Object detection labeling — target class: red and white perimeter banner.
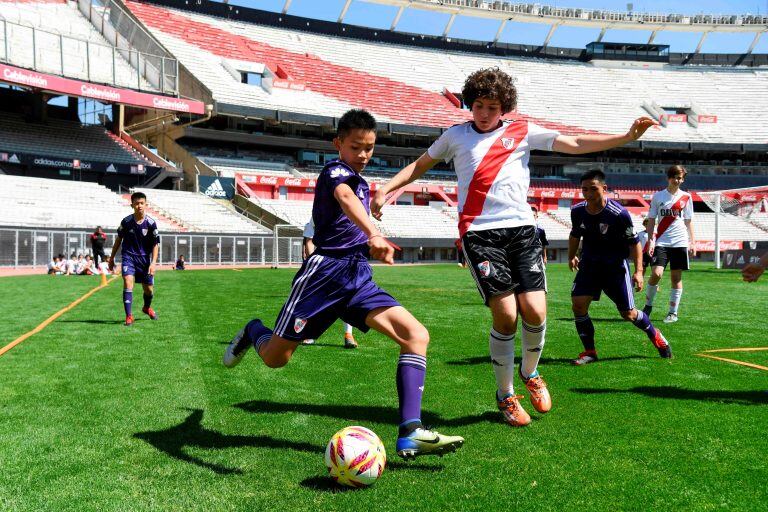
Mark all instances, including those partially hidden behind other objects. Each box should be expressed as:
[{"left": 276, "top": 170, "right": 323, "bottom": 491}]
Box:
[
  {"left": 694, "top": 240, "right": 743, "bottom": 252},
  {"left": 0, "top": 63, "right": 205, "bottom": 114}
]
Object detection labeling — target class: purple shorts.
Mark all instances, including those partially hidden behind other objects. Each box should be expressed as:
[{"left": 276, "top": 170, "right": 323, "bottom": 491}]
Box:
[
  {"left": 572, "top": 259, "right": 635, "bottom": 312},
  {"left": 122, "top": 255, "right": 155, "bottom": 285},
  {"left": 273, "top": 251, "right": 400, "bottom": 341}
]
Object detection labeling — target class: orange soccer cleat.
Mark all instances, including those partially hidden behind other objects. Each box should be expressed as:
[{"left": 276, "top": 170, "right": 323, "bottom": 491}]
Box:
[
  {"left": 497, "top": 394, "right": 531, "bottom": 427},
  {"left": 142, "top": 306, "right": 158, "bottom": 321},
  {"left": 124, "top": 314, "right": 134, "bottom": 327},
  {"left": 522, "top": 373, "right": 552, "bottom": 414}
]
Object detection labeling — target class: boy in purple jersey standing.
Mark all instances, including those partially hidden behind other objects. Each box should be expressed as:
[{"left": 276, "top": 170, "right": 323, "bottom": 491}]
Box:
[
  {"left": 223, "top": 109, "right": 464, "bottom": 460},
  {"left": 569, "top": 170, "right": 671, "bottom": 365},
  {"left": 108, "top": 191, "right": 160, "bottom": 326}
]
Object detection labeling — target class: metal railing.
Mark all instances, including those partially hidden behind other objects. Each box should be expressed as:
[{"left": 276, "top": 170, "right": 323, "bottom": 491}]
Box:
[
  {"left": 0, "top": 228, "right": 304, "bottom": 267},
  {"left": 0, "top": 6, "right": 177, "bottom": 94},
  {"left": 78, "top": 0, "right": 178, "bottom": 95}
]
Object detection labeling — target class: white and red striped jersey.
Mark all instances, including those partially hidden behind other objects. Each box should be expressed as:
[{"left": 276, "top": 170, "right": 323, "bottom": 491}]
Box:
[
  {"left": 427, "top": 120, "right": 559, "bottom": 237},
  {"left": 648, "top": 188, "right": 694, "bottom": 247}
]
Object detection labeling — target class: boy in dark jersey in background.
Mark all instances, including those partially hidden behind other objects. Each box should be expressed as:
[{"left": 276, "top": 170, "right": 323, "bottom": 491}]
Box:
[
  {"left": 569, "top": 170, "right": 671, "bottom": 365},
  {"left": 108, "top": 192, "right": 160, "bottom": 326},
  {"left": 223, "top": 109, "right": 464, "bottom": 460}
]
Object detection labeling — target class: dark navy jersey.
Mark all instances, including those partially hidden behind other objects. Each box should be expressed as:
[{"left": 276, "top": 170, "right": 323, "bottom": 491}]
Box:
[
  {"left": 570, "top": 199, "right": 638, "bottom": 265},
  {"left": 117, "top": 214, "right": 159, "bottom": 259},
  {"left": 312, "top": 159, "right": 369, "bottom": 251},
  {"left": 536, "top": 226, "right": 549, "bottom": 247}
]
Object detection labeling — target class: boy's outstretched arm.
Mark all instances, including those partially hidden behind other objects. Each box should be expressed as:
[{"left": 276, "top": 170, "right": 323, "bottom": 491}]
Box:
[
  {"left": 371, "top": 153, "right": 439, "bottom": 220},
  {"left": 552, "top": 117, "right": 658, "bottom": 155},
  {"left": 334, "top": 183, "right": 394, "bottom": 265}
]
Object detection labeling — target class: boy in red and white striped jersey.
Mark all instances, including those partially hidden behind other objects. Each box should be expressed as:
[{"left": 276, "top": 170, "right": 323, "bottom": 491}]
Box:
[
  {"left": 643, "top": 165, "right": 696, "bottom": 324},
  {"left": 372, "top": 68, "right": 657, "bottom": 427}
]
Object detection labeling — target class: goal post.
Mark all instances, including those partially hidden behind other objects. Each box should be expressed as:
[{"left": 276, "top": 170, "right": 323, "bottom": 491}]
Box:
[{"left": 697, "top": 185, "right": 768, "bottom": 269}]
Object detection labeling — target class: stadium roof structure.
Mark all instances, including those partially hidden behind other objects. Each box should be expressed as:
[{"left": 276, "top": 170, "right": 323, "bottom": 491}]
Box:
[{"left": 330, "top": 0, "right": 768, "bottom": 54}]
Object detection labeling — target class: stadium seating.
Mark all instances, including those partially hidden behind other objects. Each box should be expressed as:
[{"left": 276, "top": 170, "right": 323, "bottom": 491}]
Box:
[
  {"left": 124, "top": 1, "right": 768, "bottom": 144},
  {"left": 0, "top": 112, "right": 154, "bottom": 166},
  {"left": 133, "top": 188, "right": 270, "bottom": 234},
  {"left": 546, "top": 207, "right": 768, "bottom": 241},
  {"left": 0, "top": 174, "right": 176, "bottom": 230},
  {"left": 0, "top": 0, "right": 153, "bottom": 90},
  {"left": 252, "top": 198, "right": 460, "bottom": 238}
]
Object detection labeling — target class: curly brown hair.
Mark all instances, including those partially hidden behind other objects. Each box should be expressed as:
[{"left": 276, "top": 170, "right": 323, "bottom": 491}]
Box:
[{"left": 461, "top": 68, "right": 517, "bottom": 114}]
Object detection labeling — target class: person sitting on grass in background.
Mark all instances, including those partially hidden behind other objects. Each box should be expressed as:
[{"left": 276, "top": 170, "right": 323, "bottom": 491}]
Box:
[
  {"left": 47, "top": 256, "right": 62, "bottom": 275},
  {"left": 174, "top": 255, "right": 186, "bottom": 271}
]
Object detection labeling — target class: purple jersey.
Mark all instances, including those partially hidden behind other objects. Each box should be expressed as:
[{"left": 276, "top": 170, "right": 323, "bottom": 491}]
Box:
[
  {"left": 312, "top": 159, "right": 369, "bottom": 251},
  {"left": 117, "top": 214, "right": 159, "bottom": 259},
  {"left": 570, "top": 199, "right": 638, "bottom": 266}
]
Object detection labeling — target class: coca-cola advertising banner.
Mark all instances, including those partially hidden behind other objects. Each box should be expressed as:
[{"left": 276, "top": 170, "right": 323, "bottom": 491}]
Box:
[{"left": 0, "top": 63, "right": 206, "bottom": 114}]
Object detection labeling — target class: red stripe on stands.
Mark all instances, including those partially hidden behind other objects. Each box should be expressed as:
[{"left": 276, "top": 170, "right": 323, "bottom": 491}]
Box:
[
  {"left": 124, "top": 1, "right": 596, "bottom": 135},
  {"left": 458, "top": 121, "right": 528, "bottom": 237}
]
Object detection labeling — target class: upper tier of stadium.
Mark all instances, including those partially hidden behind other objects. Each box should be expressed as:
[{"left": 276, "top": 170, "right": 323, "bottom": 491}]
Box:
[{"left": 119, "top": 0, "right": 768, "bottom": 145}]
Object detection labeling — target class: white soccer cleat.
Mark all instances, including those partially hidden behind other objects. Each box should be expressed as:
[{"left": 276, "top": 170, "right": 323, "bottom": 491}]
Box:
[
  {"left": 572, "top": 351, "right": 599, "bottom": 366},
  {"left": 302, "top": 338, "right": 315, "bottom": 345},
  {"left": 222, "top": 327, "right": 250, "bottom": 368},
  {"left": 663, "top": 313, "right": 678, "bottom": 324}
]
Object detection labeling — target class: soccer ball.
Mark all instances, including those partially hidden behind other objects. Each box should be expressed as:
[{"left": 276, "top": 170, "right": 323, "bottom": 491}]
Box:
[{"left": 324, "top": 426, "right": 386, "bottom": 488}]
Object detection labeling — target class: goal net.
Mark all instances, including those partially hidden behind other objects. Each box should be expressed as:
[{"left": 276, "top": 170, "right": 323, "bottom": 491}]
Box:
[{"left": 697, "top": 185, "right": 768, "bottom": 268}]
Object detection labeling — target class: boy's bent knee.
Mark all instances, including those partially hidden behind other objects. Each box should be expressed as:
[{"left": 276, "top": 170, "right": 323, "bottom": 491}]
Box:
[{"left": 403, "top": 326, "right": 430, "bottom": 353}]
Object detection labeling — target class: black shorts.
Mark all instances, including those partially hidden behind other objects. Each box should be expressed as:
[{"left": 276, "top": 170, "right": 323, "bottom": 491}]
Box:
[
  {"left": 651, "top": 246, "right": 689, "bottom": 271},
  {"left": 462, "top": 225, "right": 546, "bottom": 306},
  {"left": 642, "top": 252, "right": 651, "bottom": 269}
]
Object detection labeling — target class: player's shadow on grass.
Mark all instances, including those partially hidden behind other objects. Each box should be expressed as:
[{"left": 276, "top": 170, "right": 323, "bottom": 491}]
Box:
[
  {"left": 236, "top": 399, "right": 504, "bottom": 429},
  {"left": 135, "top": 408, "right": 442, "bottom": 476},
  {"left": 59, "top": 319, "right": 125, "bottom": 325},
  {"left": 134, "top": 408, "right": 319, "bottom": 475},
  {"left": 572, "top": 386, "right": 768, "bottom": 405},
  {"left": 446, "top": 355, "right": 650, "bottom": 366},
  {"left": 555, "top": 317, "right": 626, "bottom": 323}
]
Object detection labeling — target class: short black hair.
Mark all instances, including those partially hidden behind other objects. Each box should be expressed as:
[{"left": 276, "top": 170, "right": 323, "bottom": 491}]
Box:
[
  {"left": 337, "top": 109, "right": 377, "bottom": 139},
  {"left": 580, "top": 169, "right": 606, "bottom": 183},
  {"left": 130, "top": 191, "right": 147, "bottom": 203}
]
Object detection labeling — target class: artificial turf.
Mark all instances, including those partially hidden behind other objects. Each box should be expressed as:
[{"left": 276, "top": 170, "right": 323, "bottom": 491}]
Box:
[{"left": 0, "top": 264, "right": 766, "bottom": 511}]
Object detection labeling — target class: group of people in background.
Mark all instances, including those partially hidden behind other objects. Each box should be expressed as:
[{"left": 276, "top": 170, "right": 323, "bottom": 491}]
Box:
[{"left": 47, "top": 253, "right": 110, "bottom": 276}]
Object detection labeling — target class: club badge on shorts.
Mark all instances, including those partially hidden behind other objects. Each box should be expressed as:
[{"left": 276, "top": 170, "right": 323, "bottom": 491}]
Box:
[
  {"left": 477, "top": 260, "right": 491, "bottom": 277},
  {"left": 294, "top": 318, "right": 307, "bottom": 333}
]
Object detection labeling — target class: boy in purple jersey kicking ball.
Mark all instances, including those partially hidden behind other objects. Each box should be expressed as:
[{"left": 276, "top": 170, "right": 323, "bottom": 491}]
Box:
[
  {"left": 108, "top": 191, "right": 160, "bottom": 326},
  {"left": 569, "top": 170, "right": 672, "bottom": 365},
  {"left": 223, "top": 109, "right": 464, "bottom": 460}
]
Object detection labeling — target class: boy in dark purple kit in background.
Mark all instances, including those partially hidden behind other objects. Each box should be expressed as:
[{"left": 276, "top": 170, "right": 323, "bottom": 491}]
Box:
[
  {"left": 108, "top": 191, "right": 160, "bottom": 326},
  {"left": 223, "top": 109, "right": 464, "bottom": 460}
]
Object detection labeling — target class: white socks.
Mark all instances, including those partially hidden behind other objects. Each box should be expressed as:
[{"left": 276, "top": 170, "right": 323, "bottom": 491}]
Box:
[
  {"left": 669, "top": 288, "right": 682, "bottom": 314},
  {"left": 646, "top": 284, "right": 659, "bottom": 307},
  {"left": 489, "top": 328, "right": 515, "bottom": 397},
  {"left": 344, "top": 323, "right": 353, "bottom": 335},
  {"left": 521, "top": 320, "right": 546, "bottom": 378}
]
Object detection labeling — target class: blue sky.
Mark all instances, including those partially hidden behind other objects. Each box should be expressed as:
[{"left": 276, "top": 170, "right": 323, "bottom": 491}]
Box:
[{"left": 224, "top": 0, "right": 768, "bottom": 53}]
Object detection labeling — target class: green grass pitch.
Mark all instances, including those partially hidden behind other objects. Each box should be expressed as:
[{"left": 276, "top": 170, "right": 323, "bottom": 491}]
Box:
[{"left": 0, "top": 264, "right": 766, "bottom": 511}]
